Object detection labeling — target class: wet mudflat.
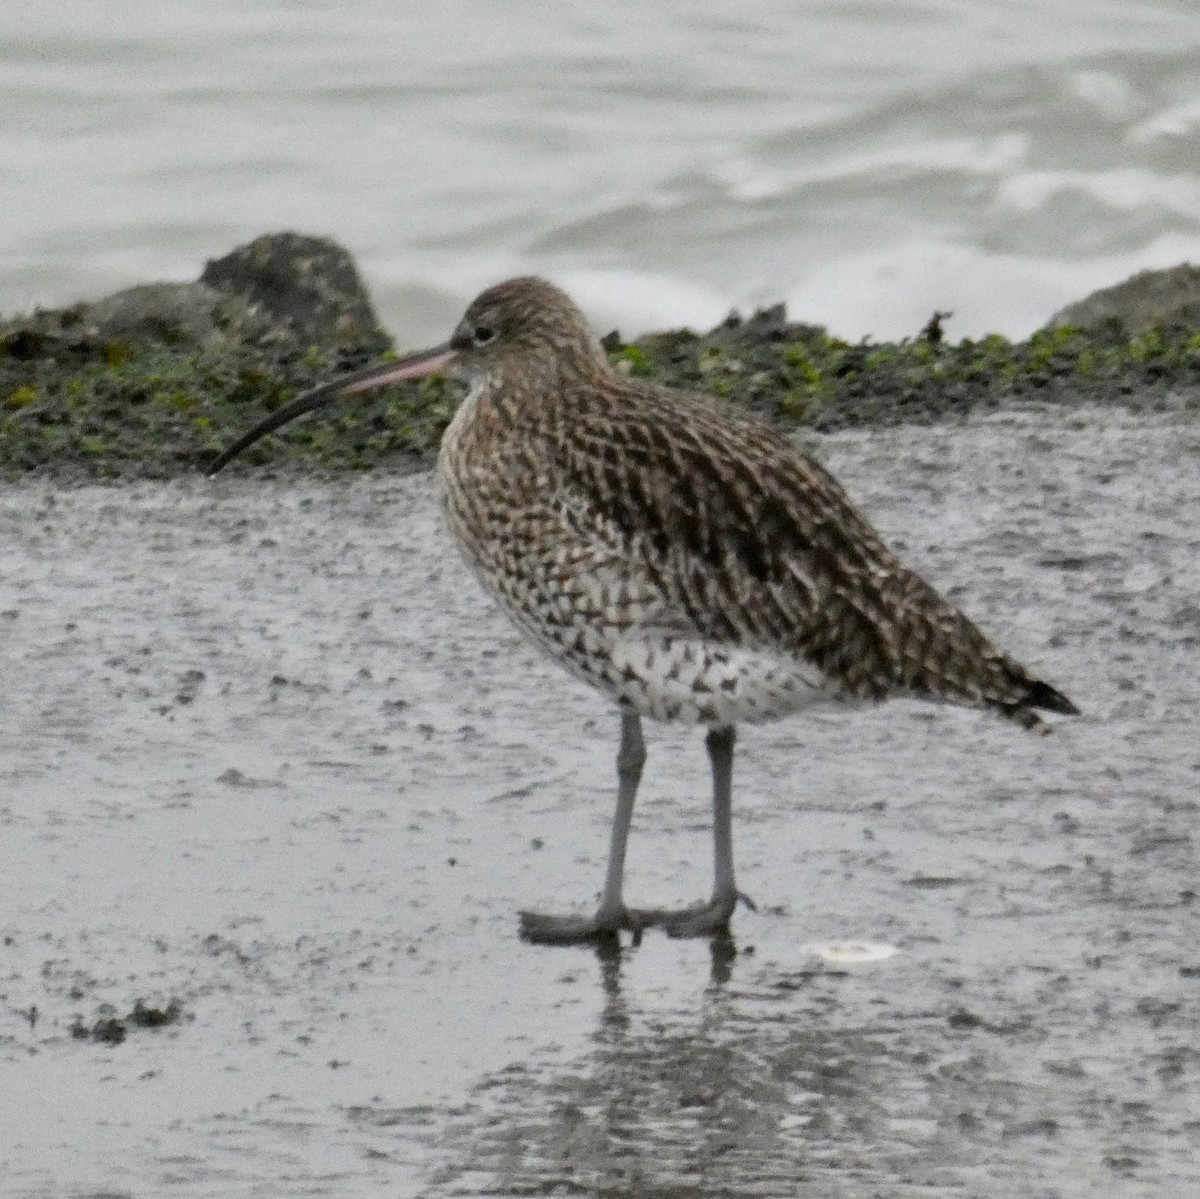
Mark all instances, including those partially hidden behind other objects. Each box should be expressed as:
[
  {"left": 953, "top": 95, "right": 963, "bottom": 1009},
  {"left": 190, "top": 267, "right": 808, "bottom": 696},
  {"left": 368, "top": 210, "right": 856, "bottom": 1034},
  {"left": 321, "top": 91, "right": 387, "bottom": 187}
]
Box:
[{"left": 1, "top": 404, "right": 1197, "bottom": 1198}]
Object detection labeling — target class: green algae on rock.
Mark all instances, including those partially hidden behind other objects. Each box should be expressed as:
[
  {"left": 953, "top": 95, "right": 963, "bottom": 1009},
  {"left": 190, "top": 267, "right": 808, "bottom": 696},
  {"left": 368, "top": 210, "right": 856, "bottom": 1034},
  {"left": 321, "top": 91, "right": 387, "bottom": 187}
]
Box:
[
  {"left": 3, "top": 240, "right": 1200, "bottom": 481},
  {"left": 625, "top": 314, "right": 1200, "bottom": 433},
  {"left": 0, "top": 233, "right": 454, "bottom": 481}
]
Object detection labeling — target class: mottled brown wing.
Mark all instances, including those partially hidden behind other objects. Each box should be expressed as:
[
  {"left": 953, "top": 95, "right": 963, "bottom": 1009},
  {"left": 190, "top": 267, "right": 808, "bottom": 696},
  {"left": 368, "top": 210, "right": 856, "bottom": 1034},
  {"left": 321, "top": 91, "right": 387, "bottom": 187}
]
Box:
[{"left": 546, "top": 378, "right": 1069, "bottom": 715}]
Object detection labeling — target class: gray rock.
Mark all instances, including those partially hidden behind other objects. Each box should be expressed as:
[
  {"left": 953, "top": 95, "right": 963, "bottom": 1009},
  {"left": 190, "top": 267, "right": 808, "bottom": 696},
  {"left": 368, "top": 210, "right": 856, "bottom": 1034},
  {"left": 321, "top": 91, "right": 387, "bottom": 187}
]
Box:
[
  {"left": 1, "top": 232, "right": 390, "bottom": 355},
  {"left": 71, "top": 281, "right": 270, "bottom": 349},
  {"left": 1046, "top": 263, "right": 1200, "bottom": 334},
  {"left": 200, "top": 232, "right": 389, "bottom": 351}
]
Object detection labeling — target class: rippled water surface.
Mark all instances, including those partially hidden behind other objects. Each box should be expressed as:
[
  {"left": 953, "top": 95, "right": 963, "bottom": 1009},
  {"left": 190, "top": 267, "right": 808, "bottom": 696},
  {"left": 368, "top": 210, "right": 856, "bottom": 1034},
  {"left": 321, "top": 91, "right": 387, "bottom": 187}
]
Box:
[
  {"left": 2, "top": 407, "right": 1198, "bottom": 1196},
  {"left": 3, "top": 1, "right": 1200, "bottom": 343}
]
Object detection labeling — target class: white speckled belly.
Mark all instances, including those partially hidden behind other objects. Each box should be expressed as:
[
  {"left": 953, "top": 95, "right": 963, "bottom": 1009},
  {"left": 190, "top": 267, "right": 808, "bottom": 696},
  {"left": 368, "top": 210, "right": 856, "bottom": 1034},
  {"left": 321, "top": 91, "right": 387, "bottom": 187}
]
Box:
[
  {"left": 488, "top": 583, "right": 835, "bottom": 726},
  {"left": 603, "top": 628, "right": 834, "bottom": 725}
]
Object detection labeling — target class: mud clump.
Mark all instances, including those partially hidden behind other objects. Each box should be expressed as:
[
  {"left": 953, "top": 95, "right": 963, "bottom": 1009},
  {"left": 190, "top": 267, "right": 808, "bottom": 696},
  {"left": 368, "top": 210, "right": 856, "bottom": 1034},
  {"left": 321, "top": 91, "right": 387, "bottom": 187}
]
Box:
[{"left": 70, "top": 998, "right": 185, "bottom": 1045}]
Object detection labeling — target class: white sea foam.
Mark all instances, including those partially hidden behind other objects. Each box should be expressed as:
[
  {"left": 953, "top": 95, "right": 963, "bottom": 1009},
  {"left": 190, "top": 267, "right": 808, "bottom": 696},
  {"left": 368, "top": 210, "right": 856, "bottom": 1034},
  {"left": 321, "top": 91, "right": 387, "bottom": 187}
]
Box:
[
  {"left": 556, "top": 269, "right": 732, "bottom": 339},
  {"left": 1129, "top": 98, "right": 1200, "bottom": 144},
  {"left": 712, "top": 133, "right": 1030, "bottom": 204},
  {"left": 782, "top": 234, "right": 1200, "bottom": 341},
  {"left": 996, "top": 168, "right": 1200, "bottom": 216}
]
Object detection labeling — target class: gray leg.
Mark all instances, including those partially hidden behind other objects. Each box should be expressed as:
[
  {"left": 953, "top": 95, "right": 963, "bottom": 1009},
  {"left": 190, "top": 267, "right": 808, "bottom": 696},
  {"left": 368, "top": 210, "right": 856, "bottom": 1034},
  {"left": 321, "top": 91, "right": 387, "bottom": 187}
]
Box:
[
  {"left": 520, "top": 712, "right": 646, "bottom": 944},
  {"left": 596, "top": 710, "right": 645, "bottom": 920},
  {"left": 633, "top": 724, "right": 745, "bottom": 938},
  {"left": 708, "top": 724, "right": 737, "bottom": 909}
]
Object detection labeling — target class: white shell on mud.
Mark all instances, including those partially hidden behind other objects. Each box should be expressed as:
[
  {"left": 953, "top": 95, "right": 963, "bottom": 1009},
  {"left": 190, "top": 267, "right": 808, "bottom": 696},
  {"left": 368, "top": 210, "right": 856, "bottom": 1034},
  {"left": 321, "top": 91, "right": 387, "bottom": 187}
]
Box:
[{"left": 802, "top": 941, "right": 901, "bottom": 964}]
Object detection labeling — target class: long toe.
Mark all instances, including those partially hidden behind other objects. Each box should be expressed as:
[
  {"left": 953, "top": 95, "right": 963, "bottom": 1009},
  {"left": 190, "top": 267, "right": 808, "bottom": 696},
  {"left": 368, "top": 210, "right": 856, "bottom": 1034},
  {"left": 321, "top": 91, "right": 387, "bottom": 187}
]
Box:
[
  {"left": 519, "top": 908, "right": 631, "bottom": 945},
  {"left": 666, "top": 899, "right": 737, "bottom": 937},
  {"left": 627, "top": 893, "right": 740, "bottom": 939}
]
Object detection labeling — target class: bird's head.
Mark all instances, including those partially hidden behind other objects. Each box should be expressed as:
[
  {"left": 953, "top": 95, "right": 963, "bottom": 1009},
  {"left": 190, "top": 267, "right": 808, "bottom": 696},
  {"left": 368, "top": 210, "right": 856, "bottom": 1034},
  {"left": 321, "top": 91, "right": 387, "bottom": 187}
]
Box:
[
  {"left": 448, "top": 276, "right": 604, "bottom": 382},
  {"left": 206, "top": 275, "right": 604, "bottom": 475}
]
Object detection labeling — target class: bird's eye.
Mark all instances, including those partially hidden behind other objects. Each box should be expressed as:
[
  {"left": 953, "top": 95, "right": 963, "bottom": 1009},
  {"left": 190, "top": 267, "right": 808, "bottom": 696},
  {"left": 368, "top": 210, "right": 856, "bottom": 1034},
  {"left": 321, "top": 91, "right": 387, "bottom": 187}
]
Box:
[{"left": 472, "top": 325, "right": 496, "bottom": 347}]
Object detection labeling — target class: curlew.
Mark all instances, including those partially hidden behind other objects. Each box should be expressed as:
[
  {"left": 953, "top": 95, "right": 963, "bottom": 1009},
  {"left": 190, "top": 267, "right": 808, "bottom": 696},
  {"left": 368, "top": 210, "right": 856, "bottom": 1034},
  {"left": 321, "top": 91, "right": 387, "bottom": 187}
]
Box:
[{"left": 209, "top": 276, "right": 1077, "bottom": 944}]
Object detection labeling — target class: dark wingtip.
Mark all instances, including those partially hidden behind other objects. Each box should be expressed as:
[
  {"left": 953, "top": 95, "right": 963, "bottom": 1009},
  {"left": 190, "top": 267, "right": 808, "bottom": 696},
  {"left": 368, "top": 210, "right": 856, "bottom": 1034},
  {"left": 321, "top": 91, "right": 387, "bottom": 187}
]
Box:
[
  {"left": 1024, "top": 678, "right": 1080, "bottom": 716},
  {"left": 991, "top": 671, "right": 1079, "bottom": 733}
]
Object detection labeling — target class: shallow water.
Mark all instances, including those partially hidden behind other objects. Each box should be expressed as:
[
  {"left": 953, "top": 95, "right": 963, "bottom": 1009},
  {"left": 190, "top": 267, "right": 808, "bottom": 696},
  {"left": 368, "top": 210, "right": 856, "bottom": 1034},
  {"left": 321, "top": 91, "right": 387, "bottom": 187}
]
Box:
[
  {"left": 1, "top": 406, "right": 1198, "bottom": 1196},
  {"left": 3, "top": 2, "right": 1200, "bottom": 343}
]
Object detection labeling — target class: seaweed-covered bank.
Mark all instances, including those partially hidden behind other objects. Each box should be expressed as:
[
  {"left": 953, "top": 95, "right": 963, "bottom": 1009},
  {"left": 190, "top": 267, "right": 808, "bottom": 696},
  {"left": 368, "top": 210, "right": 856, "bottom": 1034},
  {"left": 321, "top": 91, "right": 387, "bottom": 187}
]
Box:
[{"left": 2, "top": 233, "right": 1200, "bottom": 481}]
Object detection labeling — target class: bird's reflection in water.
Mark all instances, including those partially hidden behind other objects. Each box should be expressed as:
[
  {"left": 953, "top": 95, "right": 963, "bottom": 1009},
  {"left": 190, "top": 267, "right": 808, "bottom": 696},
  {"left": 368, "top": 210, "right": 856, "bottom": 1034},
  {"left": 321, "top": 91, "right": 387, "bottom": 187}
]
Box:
[
  {"left": 594, "top": 930, "right": 737, "bottom": 1032},
  {"left": 432, "top": 936, "right": 950, "bottom": 1196},
  {"left": 708, "top": 931, "right": 738, "bottom": 988}
]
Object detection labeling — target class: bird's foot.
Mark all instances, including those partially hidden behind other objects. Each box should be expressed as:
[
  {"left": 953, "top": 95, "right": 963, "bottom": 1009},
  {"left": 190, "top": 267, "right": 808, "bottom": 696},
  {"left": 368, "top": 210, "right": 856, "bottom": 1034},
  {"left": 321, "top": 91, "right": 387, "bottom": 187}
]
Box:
[
  {"left": 518, "top": 905, "right": 644, "bottom": 946},
  {"left": 630, "top": 889, "right": 756, "bottom": 939},
  {"left": 519, "top": 891, "right": 757, "bottom": 944}
]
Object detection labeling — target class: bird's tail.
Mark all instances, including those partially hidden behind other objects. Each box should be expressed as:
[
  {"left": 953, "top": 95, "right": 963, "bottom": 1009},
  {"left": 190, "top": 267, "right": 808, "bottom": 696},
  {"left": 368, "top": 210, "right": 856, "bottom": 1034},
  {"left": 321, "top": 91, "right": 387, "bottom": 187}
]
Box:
[{"left": 990, "top": 670, "right": 1079, "bottom": 733}]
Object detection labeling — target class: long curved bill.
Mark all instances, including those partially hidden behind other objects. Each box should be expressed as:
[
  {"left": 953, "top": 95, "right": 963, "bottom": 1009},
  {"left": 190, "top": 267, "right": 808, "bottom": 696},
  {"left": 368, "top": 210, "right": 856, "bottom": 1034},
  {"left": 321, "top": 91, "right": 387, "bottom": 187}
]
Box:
[{"left": 206, "top": 343, "right": 457, "bottom": 476}]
